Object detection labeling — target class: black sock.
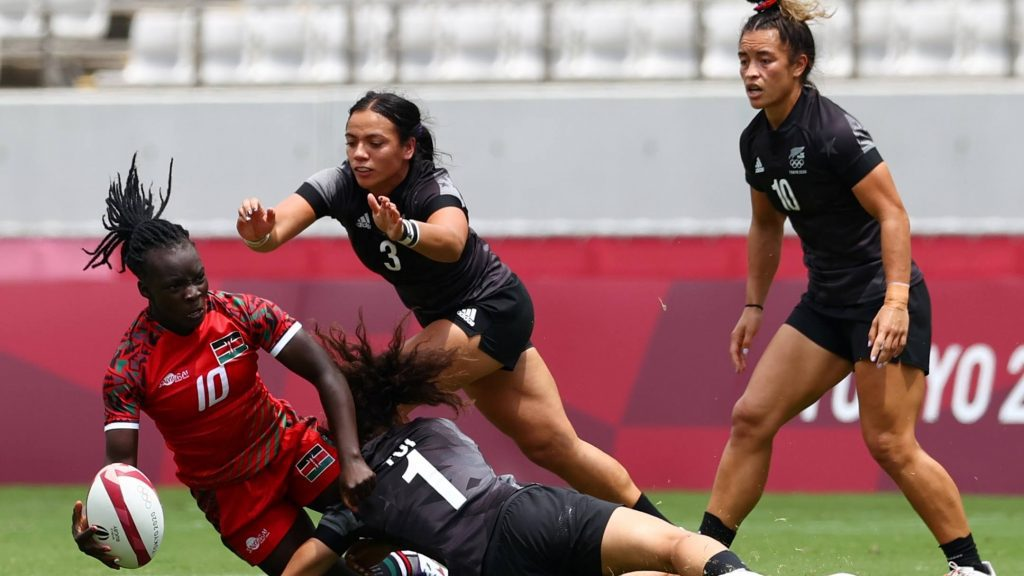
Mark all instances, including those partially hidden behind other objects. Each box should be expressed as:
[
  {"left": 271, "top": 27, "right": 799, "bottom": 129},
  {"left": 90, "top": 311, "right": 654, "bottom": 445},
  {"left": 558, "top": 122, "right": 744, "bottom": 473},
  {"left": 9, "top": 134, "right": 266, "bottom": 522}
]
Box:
[
  {"left": 940, "top": 533, "right": 988, "bottom": 573},
  {"left": 632, "top": 492, "right": 670, "bottom": 522},
  {"left": 703, "top": 550, "right": 747, "bottom": 576},
  {"left": 699, "top": 511, "right": 737, "bottom": 547}
]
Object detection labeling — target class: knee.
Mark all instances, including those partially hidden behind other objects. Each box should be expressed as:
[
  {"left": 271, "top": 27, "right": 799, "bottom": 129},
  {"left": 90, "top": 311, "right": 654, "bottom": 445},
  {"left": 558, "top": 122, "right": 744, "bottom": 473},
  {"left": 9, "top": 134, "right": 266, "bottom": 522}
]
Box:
[
  {"left": 728, "top": 397, "right": 778, "bottom": 445},
  {"left": 515, "top": 429, "right": 578, "bottom": 470},
  {"left": 863, "top": 429, "right": 915, "bottom": 470}
]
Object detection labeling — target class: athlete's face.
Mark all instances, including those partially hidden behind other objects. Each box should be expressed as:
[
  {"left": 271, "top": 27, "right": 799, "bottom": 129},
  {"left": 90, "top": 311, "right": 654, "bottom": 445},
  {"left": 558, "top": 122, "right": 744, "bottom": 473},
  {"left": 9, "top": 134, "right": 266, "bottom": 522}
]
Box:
[
  {"left": 739, "top": 29, "right": 807, "bottom": 121},
  {"left": 345, "top": 110, "right": 416, "bottom": 196},
  {"left": 138, "top": 244, "right": 209, "bottom": 336}
]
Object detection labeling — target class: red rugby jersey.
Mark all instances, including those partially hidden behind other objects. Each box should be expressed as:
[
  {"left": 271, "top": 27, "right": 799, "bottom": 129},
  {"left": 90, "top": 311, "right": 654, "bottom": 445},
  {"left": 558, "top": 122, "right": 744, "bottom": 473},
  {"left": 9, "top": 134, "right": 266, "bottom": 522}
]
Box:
[{"left": 103, "top": 291, "right": 302, "bottom": 489}]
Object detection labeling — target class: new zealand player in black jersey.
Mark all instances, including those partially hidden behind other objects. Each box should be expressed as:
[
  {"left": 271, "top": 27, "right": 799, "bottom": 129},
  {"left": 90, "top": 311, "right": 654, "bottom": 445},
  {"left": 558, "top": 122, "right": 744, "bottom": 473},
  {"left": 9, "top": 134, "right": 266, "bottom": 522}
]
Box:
[
  {"left": 697, "top": 2, "right": 994, "bottom": 576},
  {"left": 277, "top": 320, "right": 766, "bottom": 576},
  {"left": 235, "top": 91, "right": 666, "bottom": 521}
]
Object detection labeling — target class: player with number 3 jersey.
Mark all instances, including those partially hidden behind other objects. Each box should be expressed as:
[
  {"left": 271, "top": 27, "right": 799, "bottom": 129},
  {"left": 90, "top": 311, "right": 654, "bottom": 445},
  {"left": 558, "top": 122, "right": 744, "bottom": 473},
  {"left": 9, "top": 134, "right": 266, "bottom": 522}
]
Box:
[{"left": 235, "top": 91, "right": 668, "bottom": 521}]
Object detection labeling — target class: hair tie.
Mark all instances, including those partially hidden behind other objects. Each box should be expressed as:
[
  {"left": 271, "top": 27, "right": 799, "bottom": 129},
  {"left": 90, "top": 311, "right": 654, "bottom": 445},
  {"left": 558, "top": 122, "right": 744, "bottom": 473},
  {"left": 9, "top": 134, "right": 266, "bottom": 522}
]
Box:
[
  {"left": 412, "top": 123, "right": 426, "bottom": 138},
  {"left": 754, "top": 0, "right": 779, "bottom": 12}
]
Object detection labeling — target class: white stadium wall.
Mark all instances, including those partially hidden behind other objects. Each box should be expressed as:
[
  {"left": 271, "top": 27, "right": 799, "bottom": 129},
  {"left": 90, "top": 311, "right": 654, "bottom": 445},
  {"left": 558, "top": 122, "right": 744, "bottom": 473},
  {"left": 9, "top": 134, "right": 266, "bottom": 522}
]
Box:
[{"left": 0, "top": 80, "right": 1022, "bottom": 238}]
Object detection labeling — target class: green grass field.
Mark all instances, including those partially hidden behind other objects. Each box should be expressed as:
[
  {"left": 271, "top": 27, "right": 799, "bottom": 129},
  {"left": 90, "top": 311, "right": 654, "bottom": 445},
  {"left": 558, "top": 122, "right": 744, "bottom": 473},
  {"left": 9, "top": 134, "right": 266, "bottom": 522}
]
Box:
[{"left": 3, "top": 486, "right": 1020, "bottom": 576}]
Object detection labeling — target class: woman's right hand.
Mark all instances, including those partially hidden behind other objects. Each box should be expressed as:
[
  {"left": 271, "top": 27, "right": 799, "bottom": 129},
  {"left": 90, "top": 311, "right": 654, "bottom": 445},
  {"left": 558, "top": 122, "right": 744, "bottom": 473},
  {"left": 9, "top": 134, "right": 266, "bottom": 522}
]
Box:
[
  {"left": 72, "top": 500, "right": 121, "bottom": 569},
  {"left": 237, "top": 197, "right": 276, "bottom": 244},
  {"left": 729, "top": 307, "right": 764, "bottom": 373}
]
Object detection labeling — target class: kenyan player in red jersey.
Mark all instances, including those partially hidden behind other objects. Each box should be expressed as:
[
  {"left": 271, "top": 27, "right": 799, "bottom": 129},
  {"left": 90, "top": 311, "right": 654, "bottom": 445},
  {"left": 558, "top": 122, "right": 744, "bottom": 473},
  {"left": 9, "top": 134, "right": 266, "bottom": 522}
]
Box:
[{"left": 70, "top": 154, "right": 374, "bottom": 575}]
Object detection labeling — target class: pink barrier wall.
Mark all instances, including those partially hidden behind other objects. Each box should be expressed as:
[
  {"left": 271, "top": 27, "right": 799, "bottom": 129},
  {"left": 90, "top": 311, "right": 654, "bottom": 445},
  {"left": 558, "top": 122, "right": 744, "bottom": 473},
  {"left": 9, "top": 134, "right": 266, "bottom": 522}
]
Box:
[{"left": 2, "top": 237, "right": 1022, "bottom": 494}]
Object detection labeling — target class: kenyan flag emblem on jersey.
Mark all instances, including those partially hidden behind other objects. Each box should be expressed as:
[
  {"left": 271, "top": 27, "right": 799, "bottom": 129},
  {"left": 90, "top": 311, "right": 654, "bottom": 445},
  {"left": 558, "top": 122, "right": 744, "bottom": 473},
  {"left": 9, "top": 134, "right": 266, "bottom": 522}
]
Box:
[{"left": 211, "top": 331, "right": 248, "bottom": 365}]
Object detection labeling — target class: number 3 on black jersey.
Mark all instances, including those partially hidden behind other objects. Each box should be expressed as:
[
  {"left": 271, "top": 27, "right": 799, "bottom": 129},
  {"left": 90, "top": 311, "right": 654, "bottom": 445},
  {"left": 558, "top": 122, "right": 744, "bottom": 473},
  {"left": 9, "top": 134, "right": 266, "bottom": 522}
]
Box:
[
  {"left": 380, "top": 240, "right": 401, "bottom": 271},
  {"left": 771, "top": 178, "right": 801, "bottom": 212}
]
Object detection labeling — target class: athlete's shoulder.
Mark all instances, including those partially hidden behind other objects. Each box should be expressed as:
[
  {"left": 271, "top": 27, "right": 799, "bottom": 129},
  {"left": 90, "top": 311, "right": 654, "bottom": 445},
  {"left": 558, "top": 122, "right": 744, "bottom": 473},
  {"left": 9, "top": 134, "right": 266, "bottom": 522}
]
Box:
[
  {"left": 107, "top": 310, "right": 161, "bottom": 374},
  {"left": 808, "top": 89, "right": 870, "bottom": 137},
  {"left": 740, "top": 110, "right": 767, "bottom": 142},
  {"left": 306, "top": 163, "right": 352, "bottom": 189},
  {"left": 210, "top": 290, "right": 292, "bottom": 323},
  {"left": 300, "top": 163, "right": 357, "bottom": 213},
  {"left": 739, "top": 111, "right": 768, "bottom": 162},
  {"left": 415, "top": 165, "right": 465, "bottom": 202}
]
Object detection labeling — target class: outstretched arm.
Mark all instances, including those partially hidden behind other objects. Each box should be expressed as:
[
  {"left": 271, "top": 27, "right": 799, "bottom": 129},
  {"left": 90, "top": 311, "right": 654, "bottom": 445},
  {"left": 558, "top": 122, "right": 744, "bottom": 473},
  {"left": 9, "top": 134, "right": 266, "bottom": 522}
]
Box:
[
  {"left": 237, "top": 194, "right": 318, "bottom": 252},
  {"left": 276, "top": 329, "right": 376, "bottom": 510}
]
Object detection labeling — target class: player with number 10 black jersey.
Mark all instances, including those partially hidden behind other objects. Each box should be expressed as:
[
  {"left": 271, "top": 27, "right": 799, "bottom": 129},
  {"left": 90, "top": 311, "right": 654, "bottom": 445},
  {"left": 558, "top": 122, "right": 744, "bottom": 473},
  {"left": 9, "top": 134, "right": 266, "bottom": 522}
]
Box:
[{"left": 698, "top": 2, "right": 994, "bottom": 575}]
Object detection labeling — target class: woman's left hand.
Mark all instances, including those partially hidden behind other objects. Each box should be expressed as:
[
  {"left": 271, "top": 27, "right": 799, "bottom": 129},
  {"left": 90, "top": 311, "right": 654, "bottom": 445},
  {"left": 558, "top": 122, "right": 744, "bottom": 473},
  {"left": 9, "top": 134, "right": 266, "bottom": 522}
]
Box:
[
  {"left": 868, "top": 302, "right": 909, "bottom": 366},
  {"left": 339, "top": 456, "right": 376, "bottom": 512},
  {"left": 367, "top": 194, "right": 404, "bottom": 241}
]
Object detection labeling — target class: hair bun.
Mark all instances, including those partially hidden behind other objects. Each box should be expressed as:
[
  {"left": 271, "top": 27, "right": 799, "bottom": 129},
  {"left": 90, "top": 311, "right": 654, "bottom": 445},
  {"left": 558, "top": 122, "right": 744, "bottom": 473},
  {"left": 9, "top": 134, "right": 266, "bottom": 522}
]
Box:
[{"left": 750, "top": 0, "right": 780, "bottom": 12}]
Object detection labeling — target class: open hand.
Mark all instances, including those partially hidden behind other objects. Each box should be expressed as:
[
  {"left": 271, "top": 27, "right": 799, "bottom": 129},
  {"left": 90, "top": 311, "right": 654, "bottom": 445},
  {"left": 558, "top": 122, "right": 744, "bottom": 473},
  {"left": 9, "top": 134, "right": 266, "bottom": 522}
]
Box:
[{"left": 72, "top": 500, "right": 121, "bottom": 569}]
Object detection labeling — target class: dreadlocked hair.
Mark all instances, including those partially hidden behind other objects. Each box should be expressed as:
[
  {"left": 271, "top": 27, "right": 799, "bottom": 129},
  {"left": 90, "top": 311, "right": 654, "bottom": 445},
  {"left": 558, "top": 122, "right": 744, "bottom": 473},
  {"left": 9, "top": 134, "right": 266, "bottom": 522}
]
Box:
[
  {"left": 83, "top": 153, "right": 191, "bottom": 278},
  {"left": 744, "top": 0, "right": 832, "bottom": 86},
  {"left": 317, "top": 316, "right": 463, "bottom": 444}
]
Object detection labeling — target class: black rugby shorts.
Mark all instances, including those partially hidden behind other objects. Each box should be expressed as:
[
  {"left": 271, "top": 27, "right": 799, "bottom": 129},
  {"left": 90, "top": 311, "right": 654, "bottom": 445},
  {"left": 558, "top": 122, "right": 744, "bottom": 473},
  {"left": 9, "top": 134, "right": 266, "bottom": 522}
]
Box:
[{"left": 786, "top": 280, "right": 932, "bottom": 374}]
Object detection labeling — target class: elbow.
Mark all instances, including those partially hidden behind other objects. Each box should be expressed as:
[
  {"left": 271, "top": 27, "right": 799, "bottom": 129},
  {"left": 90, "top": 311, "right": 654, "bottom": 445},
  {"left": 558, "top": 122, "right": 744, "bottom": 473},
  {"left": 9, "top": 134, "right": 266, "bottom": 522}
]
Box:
[{"left": 435, "top": 238, "right": 466, "bottom": 263}]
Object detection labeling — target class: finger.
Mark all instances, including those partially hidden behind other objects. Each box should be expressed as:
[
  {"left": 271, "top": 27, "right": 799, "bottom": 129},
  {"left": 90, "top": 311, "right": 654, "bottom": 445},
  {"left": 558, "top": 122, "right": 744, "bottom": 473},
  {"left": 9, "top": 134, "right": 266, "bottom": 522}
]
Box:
[
  {"left": 72, "top": 500, "right": 84, "bottom": 527},
  {"left": 367, "top": 193, "right": 380, "bottom": 213},
  {"left": 343, "top": 494, "right": 359, "bottom": 514}
]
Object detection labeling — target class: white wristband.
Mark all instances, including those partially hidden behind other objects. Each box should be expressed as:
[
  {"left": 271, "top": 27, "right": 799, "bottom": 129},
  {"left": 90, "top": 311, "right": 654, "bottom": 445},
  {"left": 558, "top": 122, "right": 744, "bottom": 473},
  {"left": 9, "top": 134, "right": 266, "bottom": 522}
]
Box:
[
  {"left": 398, "top": 219, "right": 420, "bottom": 248},
  {"left": 244, "top": 232, "right": 271, "bottom": 249}
]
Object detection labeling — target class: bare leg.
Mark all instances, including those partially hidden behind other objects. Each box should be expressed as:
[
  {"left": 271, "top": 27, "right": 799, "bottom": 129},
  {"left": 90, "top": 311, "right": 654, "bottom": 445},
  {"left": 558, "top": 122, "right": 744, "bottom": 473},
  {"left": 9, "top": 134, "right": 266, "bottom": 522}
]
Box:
[
  {"left": 602, "top": 508, "right": 730, "bottom": 576},
  {"left": 706, "top": 325, "right": 851, "bottom": 528},
  {"left": 855, "top": 361, "right": 971, "bottom": 543},
  {"left": 404, "top": 319, "right": 643, "bottom": 506},
  {"left": 465, "top": 347, "right": 642, "bottom": 505}
]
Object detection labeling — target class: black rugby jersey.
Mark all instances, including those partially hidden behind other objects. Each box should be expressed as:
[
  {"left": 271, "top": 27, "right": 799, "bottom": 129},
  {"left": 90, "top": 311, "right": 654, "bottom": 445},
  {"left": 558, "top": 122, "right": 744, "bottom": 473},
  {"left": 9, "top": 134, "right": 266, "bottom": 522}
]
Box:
[
  {"left": 359, "top": 418, "right": 521, "bottom": 576},
  {"left": 296, "top": 160, "right": 512, "bottom": 319},
  {"left": 740, "top": 85, "right": 922, "bottom": 305}
]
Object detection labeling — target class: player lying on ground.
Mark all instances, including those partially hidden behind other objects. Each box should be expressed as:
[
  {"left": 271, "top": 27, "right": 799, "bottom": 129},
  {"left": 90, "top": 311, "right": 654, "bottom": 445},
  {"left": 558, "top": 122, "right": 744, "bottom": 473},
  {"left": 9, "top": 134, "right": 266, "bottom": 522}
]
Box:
[{"left": 280, "top": 318, "right": 766, "bottom": 576}]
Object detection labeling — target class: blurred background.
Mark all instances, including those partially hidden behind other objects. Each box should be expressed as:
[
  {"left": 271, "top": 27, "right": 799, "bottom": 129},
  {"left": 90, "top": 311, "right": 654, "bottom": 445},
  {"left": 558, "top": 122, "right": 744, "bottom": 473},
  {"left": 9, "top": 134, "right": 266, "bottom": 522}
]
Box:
[{"left": 1, "top": 0, "right": 1022, "bottom": 497}]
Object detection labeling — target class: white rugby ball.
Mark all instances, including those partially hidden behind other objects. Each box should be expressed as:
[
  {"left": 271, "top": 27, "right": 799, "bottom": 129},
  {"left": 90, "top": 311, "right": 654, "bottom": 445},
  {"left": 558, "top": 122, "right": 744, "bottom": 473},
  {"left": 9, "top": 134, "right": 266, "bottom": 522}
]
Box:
[{"left": 85, "top": 463, "right": 164, "bottom": 569}]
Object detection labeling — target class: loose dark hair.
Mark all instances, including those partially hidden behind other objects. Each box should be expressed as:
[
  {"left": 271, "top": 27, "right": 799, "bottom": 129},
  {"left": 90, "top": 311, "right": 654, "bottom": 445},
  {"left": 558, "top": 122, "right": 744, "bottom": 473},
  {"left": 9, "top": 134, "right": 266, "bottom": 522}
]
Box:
[
  {"left": 83, "top": 154, "right": 191, "bottom": 279},
  {"left": 743, "top": 0, "right": 830, "bottom": 85},
  {"left": 317, "top": 316, "right": 463, "bottom": 444},
  {"left": 349, "top": 91, "right": 438, "bottom": 166}
]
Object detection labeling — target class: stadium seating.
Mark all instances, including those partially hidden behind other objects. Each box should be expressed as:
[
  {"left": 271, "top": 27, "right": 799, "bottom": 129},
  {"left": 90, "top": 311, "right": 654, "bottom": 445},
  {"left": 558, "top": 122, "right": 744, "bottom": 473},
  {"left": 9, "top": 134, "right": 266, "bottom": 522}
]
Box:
[
  {"left": 121, "top": 8, "right": 195, "bottom": 85},
  {"left": 700, "top": 0, "right": 750, "bottom": 79},
  {"left": 855, "top": 0, "right": 897, "bottom": 76},
  {"left": 396, "top": 1, "right": 440, "bottom": 82},
  {"left": 811, "top": 0, "right": 853, "bottom": 78},
  {"left": 47, "top": 0, "right": 109, "bottom": 39},
  {"left": 245, "top": 4, "right": 310, "bottom": 83},
  {"left": 351, "top": 3, "right": 395, "bottom": 83},
  {"left": 7, "top": 0, "right": 1024, "bottom": 88},
  {"left": 550, "top": 1, "right": 634, "bottom": 80},
  {"left": 952, "top": 0, "right": 1011, "bottom": 76},
  {"left": 630, "top": 0, "right": 699, "bottom": 79},
  {"left": 894, "top": 0, "right": 957, "bottom": 76},
  {"left": 305, "top": 2, "right": 348, "bottom": 83},
  {"left": 0, "top": 0, "right": 44, "bottom": 38},
  {"left": 198, "top": 6, "right": 247, "bottom": 84},
  {"left": 1015, "top": 0, "right": 1024, "bottom": 77},
  {"left": 496, "top": 2, "right": 545, "bottom": 80}
]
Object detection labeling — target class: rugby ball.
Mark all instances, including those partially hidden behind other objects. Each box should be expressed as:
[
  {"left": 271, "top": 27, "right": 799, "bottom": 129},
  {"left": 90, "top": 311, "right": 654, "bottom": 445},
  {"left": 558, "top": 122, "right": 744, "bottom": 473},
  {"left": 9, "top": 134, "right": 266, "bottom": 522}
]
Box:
[{"left": 85, "top": 463, "right": 164, "bottom": 569}]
